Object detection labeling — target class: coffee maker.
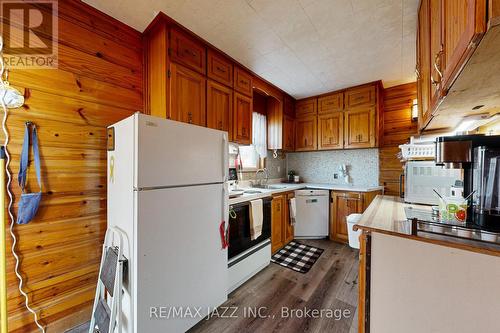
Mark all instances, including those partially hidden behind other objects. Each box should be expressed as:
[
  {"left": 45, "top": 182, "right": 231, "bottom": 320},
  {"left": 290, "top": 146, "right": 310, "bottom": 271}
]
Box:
[{"left": 436, "top": 134, "right": 500, "bottom": 231}]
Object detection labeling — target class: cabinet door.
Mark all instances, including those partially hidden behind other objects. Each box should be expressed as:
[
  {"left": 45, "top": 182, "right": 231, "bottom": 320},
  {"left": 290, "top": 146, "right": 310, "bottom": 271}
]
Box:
[
  {"left": 344, "top": 107, "right": 376, "bottom": 149},
  {"left": 234, "top": 67, "right": 253, "bottom": 96},
  {"left": 207, "top": 80, "right": 232, "bottom": 135},
  {"left": 283, "top": 95, "right": 295, "bottom": 116},
  {"left": 295, "top": 115, "right": 317, "bottom": 151},
  {"left": 170, "top": 63, "right": 206, "bottom": 126},
  {"left": 271, "top": 195, "right": 284, "bottom": 253},
  {"left": 283, "top": 115, "right": 295, "bottom": 151},
  {"left": 318, "top": 92, "right": 343, "bottom": 114},
  {"left": 330, "top": 192, "right": 363, "bottom": 243},
  {"left": 429, "top": 0, "right": 443, "bottom": 108},
  {"left": 345, "top": 85, "right": 376, "bottom": 108},
  {"left": 170, "top": 28, "right": 206, "bottom": 74},
  {"left": 417, "top": 0, "right": 432, "bottom": 129},
  {"left": 441, "top": 0, "right": 486, "bottom": 91},
  {"left": 207, "top": 50, "right": 233, "bottom": 87},
  {"left": 318, "top": 112, "right": 343, "bottom": 150},
  {"left": 233, "top": 92, "right": 252, "bottom": 145},
  {"left": 283, "top": 192, "right": 295, "bottom": 244},
  {"left": 295, "top": 98, "right": 317, "bottom": 117}
]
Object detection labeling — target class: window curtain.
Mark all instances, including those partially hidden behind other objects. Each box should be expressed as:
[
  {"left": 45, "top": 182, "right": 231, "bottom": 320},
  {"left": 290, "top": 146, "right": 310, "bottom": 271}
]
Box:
[{"left": 252, "top": 112, "right": 267, "bottom": 158}]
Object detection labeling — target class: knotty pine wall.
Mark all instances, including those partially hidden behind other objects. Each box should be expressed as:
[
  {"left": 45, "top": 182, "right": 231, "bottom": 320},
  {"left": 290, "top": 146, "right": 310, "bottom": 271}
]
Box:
[
  {"left": 2, "top": 1, "right": 143, "bottom": 331},
  {"left": 379, "top": 83, "right": 418, "bottom": 196}
]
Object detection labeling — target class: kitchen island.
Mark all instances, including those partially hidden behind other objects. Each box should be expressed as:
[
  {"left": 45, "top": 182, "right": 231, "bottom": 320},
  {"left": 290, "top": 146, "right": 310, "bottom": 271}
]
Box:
[{"left": 354, "top": 195, "right": 500, "bottom": 333}]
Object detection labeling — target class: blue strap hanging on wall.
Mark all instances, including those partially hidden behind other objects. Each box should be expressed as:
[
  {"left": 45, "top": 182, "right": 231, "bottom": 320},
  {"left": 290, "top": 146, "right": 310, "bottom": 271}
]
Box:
[{"left": 16, "top": 122, "right": 42, "bottom": 224}]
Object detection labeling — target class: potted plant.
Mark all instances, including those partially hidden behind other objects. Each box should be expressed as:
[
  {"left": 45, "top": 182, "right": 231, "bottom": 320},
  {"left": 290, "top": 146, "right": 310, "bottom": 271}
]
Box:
[{"left": 287, "top": 170, "right": 295, "bottom": 183}]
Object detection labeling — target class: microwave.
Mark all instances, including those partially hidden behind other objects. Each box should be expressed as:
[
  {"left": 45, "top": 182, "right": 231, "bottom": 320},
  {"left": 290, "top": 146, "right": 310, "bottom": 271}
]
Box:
[{"left": 402, "top": 161, "right": 463, "bottom": 205}]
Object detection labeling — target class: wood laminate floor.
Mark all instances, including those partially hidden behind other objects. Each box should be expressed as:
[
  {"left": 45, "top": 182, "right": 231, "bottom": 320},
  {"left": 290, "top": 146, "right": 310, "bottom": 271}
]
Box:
[{"left": 190, "top": 240, "right": 359, "bottom": 333}]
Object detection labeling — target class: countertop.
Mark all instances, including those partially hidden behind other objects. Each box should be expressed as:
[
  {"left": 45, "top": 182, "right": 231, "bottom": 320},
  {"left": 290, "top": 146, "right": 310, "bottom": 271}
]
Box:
[
  {"left": 355, "top": 195, "right": 500, "bottom": 256},
  {"left": 228, "top": 183, "right": 384, "bottom": 205}
]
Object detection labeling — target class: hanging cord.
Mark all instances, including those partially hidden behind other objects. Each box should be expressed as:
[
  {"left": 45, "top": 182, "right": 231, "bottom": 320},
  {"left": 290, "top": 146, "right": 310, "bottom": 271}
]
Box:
[{"left": 0, "top": 37, "right": 45, "bottom": 333}]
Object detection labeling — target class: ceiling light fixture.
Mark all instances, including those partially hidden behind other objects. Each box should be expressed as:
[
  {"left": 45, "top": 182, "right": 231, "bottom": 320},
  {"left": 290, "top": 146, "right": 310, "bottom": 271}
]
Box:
[{"left": 454, "top": 113, "right": 500, "bottom": 134}]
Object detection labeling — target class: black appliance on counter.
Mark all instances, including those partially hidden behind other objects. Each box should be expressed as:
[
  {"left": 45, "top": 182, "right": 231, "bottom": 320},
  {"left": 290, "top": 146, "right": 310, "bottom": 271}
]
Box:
[
  {"left": 436, "top": 134, "right": 500, "bottom": 231},
  {"left": 228, "top": 198, "right": 272, "bottom": 260}
]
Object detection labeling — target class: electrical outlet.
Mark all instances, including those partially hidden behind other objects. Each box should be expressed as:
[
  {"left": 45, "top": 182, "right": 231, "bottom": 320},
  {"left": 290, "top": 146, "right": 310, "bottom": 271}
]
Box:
[
  {"left": 277, "top": 166, "right": 281, "bottom": 173},
  {"left": 334, "top": 173, "right": 338, "bottom": 179}
]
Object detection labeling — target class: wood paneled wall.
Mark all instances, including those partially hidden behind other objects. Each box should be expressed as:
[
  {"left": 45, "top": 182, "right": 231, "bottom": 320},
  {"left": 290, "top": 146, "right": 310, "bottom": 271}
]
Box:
[
  {"left": 1, "top": 1, "right": 142, "bottom": 331},
  {"left": 379, "top": 83, "right": 418, "bottom": 196}
]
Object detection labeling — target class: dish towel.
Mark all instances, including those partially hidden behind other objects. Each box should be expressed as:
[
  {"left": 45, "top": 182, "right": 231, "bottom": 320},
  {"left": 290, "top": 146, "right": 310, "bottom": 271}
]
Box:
[
  {"left": 249, "top": 199, "right": 263, "bottom": 240},
  {"left": 289, "top": 197, "right": 297, "bottom": 226}
]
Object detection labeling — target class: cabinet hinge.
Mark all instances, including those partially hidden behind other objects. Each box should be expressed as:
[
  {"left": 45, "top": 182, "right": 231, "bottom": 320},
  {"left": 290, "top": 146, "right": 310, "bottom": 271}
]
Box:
[
  {"left": 330, "top": 197, "right": 333, "bottom": 203},
  {"left": 167, "top": 69, "right": 171, "bottom": 78}
]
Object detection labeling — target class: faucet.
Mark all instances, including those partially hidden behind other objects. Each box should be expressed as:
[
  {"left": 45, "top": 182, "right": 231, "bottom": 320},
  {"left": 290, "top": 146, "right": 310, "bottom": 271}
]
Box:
[{"left": 255, "top": 168, "right": 269, "bottom": 187}]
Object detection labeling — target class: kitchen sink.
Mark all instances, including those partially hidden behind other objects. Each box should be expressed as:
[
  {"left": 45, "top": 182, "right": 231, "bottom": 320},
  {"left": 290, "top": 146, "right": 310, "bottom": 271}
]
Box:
[
  {"left": 251, "top": 184, "right": 288, "bottom": 190},
  {"left": 244, "top": 190, "right": 263, "bottom": 194}
]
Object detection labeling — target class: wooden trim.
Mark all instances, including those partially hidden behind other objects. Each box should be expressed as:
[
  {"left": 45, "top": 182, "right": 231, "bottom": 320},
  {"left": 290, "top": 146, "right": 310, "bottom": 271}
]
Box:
[{"left": 358, "top": 232, "right": 371, "bottom": 333}]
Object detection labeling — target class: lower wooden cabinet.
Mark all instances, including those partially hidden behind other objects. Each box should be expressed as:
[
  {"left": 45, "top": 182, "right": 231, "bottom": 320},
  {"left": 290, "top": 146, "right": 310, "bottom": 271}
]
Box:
[
  {"left": 330, "top": 190, "right": 381, "bottom": 243},
  {"left": 271, "top": 192, "right": 295, "bottom": 253},
  {"left": 170, "top": 62, "right": 206, "bottom": 126}
]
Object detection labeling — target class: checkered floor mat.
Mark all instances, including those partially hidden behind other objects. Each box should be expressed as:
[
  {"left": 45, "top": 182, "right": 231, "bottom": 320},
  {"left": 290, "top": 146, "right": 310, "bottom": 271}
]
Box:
[{"left": 271, "top": 241, "right": 324, "bottom": 274}]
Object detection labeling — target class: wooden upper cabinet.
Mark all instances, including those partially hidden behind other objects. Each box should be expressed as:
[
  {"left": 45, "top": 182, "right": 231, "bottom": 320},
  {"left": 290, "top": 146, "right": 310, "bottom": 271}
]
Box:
[
  {"left": 170, "top": 63, "right": 206, "bottom": 126},
  {"left": 295, "top": 98, "right": 317, "bottom": 117},
  {"left": 170, "top": 28, "right": 206, "bottom": 74},
  {"left": 344, "top": 107, "right": 376, "bottom": 149},
  {"left": 207, "top": 80, "right": 232, "bottom": 136},
  {"left": 441, "top": 0, "right": 486, "bottom": 91},
  {"left": 429, "top": 0, "right": 443, "bottom": 107},
  {"left": 295, "top": 115, "right": 317, "bottom": 151},
  {"left": 144, "top": 22, "right": 168, "bottom": 117},
  {"left": 318, "top": 112, "right": 343, "bottom": 150},
  {"left": 283, "top": 95, "right": 295, "bottom": 116},
  {"left": 417, "top": 0, "right": 431, "bottom": 129},
  {"left": 283, "top": 115, "right": 295, "bottom": 151},
  {"left": 207, "top": 50, "right": 233, "bottom": 87},
  {"left": 234, "top": 67, "right": 253, "bottom": 96},
  {"left": 345, "top": 85, "right": 376, "bottom": 108},
  {"left": 233, "top": 92, "right": 252, "bottom": 145},
  {"left": 318, "top": 92, "right": 343, "bottom": 114}
]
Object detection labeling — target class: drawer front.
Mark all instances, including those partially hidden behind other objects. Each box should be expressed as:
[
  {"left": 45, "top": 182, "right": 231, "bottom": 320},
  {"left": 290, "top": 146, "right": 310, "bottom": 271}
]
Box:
[
  {"left": 170, "top": 28, "right": 206, "bottom": 74},
  {"left": 234, "top": 67, "right": 253, "bottom": 96},
  {"left": 208, "top": 50, "right": 233, "bottom": 87},
  {"left": 318, "top": 92, "right": 343, "bottom": 113},
  {"left": 295, "top": 98, "right": 317, "bottom": 117},
  {"left": 345, "top": 85, "right": 376, "bottom": 108}
]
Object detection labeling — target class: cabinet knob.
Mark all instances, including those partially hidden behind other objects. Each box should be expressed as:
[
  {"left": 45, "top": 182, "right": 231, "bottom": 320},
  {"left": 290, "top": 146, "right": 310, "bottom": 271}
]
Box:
[
  {"left": 188, "top": 112, "right": 193, "bottom": 124},
  {"left": 218, "top": 121, "right": 223, "bottom": 130},
  {"left": 216, "top": 66, "right": 226, "bottom": 73}
]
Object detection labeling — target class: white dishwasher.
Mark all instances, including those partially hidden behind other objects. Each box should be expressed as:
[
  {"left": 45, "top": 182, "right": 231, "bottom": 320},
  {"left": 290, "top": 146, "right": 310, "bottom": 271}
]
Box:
[{"left": 294, "top": 189, "right": 329, "bottom": 239}]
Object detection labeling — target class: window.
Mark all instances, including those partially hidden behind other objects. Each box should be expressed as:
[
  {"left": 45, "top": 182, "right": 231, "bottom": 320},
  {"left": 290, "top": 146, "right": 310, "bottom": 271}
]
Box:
[{"left": 239, "top": 112, "right": 266, "bottom": 171}]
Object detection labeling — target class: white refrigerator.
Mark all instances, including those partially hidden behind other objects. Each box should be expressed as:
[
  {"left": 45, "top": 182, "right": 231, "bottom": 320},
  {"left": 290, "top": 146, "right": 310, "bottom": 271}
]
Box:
[{"left": 107, "top": 113, "right": 229, "bottom": 333}]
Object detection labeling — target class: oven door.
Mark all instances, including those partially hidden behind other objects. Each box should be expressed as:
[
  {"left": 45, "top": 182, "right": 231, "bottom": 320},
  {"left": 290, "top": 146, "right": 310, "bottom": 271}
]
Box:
[{"left": 228, "top": 198, "right": 271, "bottom": 260}]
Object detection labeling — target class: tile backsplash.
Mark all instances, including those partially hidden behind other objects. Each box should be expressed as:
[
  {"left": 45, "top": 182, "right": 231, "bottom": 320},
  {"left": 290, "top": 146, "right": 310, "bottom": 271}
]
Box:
[{"left": 286, "top": 148, "right": 379, "bottom": 186}]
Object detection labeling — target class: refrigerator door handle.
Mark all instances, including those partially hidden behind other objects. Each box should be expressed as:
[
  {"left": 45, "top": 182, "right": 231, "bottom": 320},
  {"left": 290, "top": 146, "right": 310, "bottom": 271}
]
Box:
[{"left": 222, "top": 134, "right": 228, "bottom": 182}]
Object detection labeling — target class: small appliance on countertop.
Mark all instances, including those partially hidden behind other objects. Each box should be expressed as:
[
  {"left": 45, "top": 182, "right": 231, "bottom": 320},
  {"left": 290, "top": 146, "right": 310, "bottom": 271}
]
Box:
[{"left": 436, "top": 134, "right": 500, "bottom": 231}]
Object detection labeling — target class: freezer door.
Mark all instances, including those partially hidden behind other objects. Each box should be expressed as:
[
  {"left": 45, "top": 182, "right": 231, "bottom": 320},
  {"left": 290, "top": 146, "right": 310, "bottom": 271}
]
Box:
[
  {"left": 135, "top": 184, "right": 228, "bottom": 332},
  {"left": 135, "top": 114, "right": 228, "bottom": 188}
]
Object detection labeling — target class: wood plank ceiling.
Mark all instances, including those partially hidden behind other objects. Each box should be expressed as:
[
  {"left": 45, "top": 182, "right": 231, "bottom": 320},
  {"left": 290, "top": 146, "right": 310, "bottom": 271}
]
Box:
[{"left": 84, "top": 0, "right": 419, "bottom": 98}]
